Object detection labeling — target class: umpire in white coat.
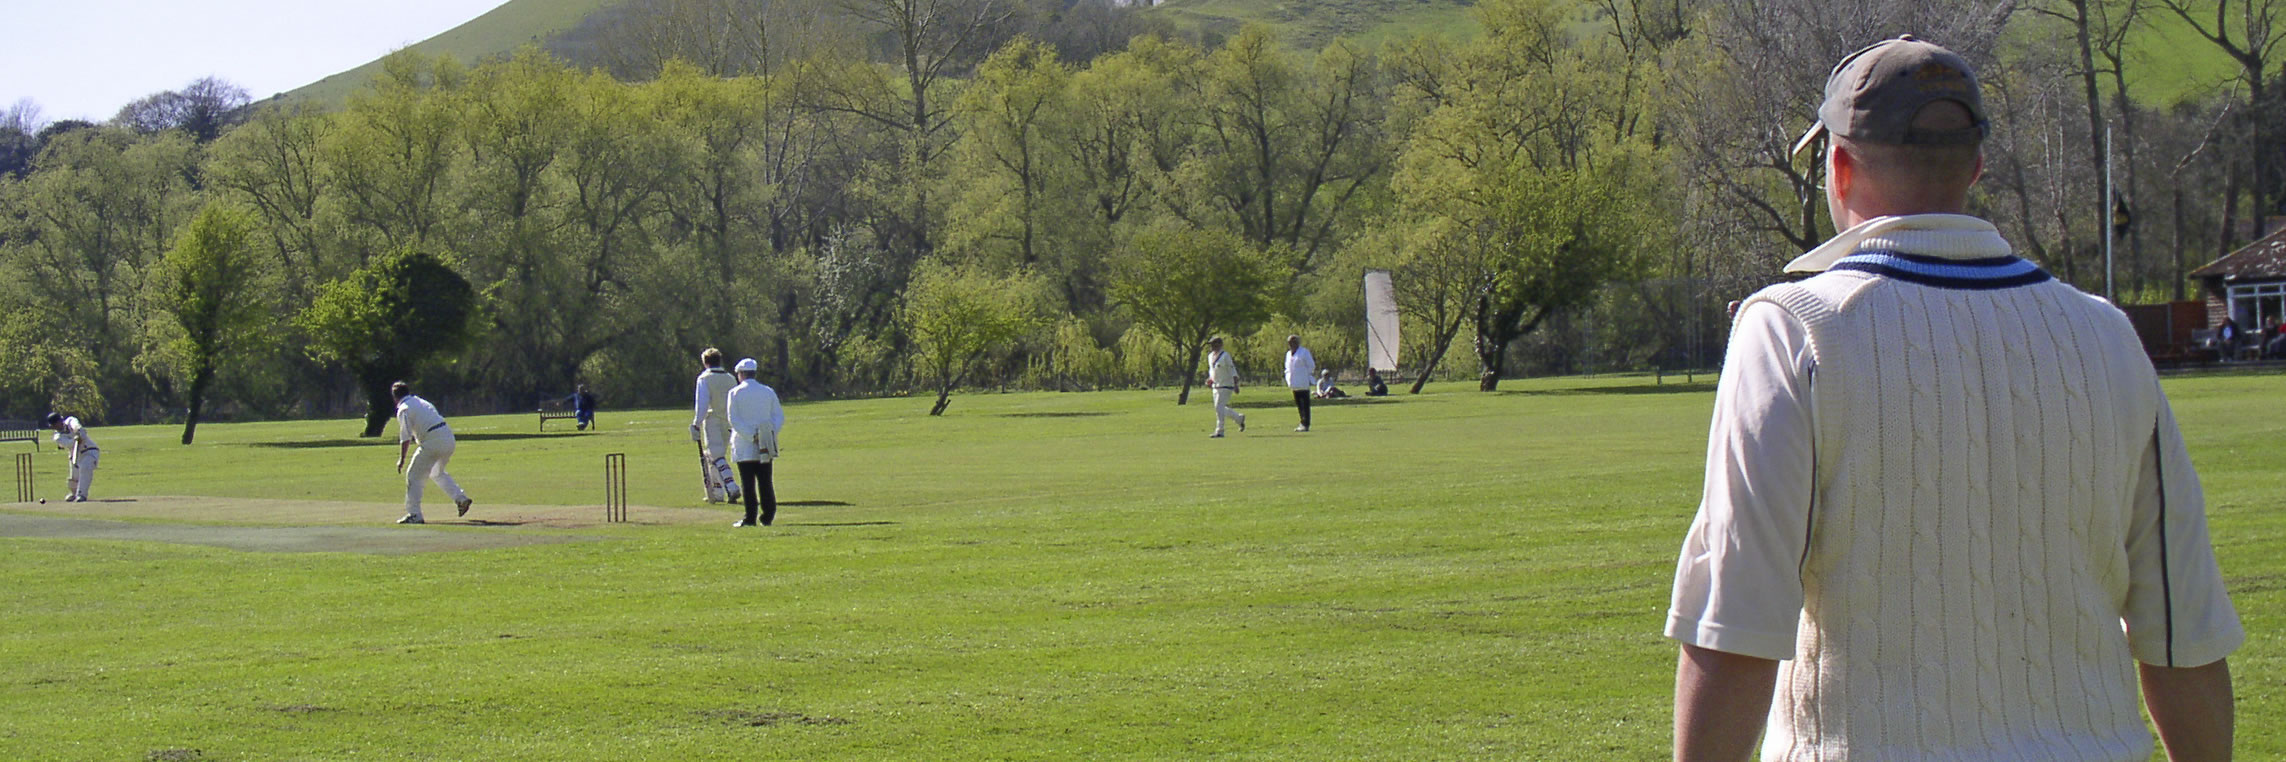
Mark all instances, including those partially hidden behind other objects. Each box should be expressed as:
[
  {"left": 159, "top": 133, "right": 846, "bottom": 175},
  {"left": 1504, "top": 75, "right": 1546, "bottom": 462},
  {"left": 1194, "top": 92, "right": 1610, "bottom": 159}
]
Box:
[
  {"left": 726, "top": 358, "right": 784, "bottom": 528},
  {"left": 1283, "top": 334, "right": 1316, "bottom": 432}
]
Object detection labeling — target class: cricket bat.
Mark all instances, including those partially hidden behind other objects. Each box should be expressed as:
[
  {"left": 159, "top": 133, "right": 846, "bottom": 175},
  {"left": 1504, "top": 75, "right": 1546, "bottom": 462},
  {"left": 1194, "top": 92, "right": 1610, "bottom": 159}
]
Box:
[{"left": 696, "top": 440, "right": 718, "bottom": 496}]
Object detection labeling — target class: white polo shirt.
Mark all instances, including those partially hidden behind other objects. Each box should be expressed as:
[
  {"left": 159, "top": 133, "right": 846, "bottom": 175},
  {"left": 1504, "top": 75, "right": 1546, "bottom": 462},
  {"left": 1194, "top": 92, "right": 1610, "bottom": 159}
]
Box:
[{"left": 395, "top": 395, "right": 453, "bottom": 448}]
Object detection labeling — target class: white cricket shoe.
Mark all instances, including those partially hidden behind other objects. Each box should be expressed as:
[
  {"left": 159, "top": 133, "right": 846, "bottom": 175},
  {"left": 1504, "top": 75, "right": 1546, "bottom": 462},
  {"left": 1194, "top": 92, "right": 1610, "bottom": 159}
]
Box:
[
  {"left": 456, "top": 497, "right": 473, "bottom": 517},
  {"left": 1296, "top": 425, "right": 1309, "bottom": 432},
  {"left": 396, "top": 514, "right": 425, "bottom": 524}
]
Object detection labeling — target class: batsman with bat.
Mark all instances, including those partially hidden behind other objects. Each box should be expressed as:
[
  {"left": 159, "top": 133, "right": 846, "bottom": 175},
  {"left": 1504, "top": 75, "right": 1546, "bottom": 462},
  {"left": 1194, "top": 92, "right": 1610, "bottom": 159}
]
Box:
[{"left": 691, "top": 348, "right": 742, "bottom": 504}]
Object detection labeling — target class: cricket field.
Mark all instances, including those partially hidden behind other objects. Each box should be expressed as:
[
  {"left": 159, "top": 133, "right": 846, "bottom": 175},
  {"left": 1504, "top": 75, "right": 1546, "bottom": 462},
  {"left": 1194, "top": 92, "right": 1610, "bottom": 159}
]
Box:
[{"left": 2, "top": 374, "right": 2278, "bottom": 760}]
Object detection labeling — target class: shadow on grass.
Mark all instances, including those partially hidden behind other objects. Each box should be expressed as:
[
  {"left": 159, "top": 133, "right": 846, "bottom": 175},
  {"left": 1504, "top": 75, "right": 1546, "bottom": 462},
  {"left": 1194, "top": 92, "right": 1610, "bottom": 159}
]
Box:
[
  {"left": 245, "top": 439, "right": 389, "bottom": 449},
  {"left": 1230, "top": 396, "right": 1402, "bottom": 410},
  {"left": 997, "top": 412, "right": 1111, "bottom": 418},
  {"left": 460, "top": 519, "right": 528, "bottom": 527},
  {"left": 1500, "top": 382, "right": 1715, "bottom": 397},
  {"left": 786, "top": 521, "right": 896, "bottom": 527},
  {"left": 248, "top": 432, "right": 566, "bottom": 449}
]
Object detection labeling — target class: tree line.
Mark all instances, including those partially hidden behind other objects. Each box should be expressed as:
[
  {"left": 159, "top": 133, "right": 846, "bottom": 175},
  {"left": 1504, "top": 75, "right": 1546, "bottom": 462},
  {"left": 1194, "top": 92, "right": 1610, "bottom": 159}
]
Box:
[{"left": 2, "top": 0, "right": 2279, "bottom": 437}]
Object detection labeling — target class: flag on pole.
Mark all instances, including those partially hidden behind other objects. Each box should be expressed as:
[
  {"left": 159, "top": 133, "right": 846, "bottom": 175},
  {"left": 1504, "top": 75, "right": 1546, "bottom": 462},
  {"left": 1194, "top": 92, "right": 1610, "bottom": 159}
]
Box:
[{"left": 1364, "top": 269, "right": 1399, "bottom": 372}]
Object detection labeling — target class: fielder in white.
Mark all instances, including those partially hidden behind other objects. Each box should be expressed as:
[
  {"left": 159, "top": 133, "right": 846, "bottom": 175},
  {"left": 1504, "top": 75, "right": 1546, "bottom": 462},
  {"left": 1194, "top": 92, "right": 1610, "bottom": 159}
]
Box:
[
  {"left": 43, "top": 412, "right": 97, "bottom": 502},
  {"left": 1205, "top": 336, "right": 1245, "bottom": 438},
  {"left": 726, "top": 357, "right": 785, "bottom": 528},
  {"left": 691, "top": 348, "right": 742, "bottom": 503},
  {"left": 392, "top": 382, "right": 472, "bottom": 525}
]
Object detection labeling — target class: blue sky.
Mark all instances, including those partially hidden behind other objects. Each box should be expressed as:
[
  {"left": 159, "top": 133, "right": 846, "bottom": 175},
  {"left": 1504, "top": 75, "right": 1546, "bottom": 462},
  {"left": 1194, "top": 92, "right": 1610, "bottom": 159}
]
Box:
[{"left": 2, "top": 0, "right": 509, "bottom": 124}]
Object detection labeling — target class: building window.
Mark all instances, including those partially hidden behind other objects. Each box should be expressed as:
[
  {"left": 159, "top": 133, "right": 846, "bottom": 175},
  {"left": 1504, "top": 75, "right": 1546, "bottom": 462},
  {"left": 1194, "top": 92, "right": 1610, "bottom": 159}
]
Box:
[{"left": 2227, "top": 281, "right": 2286, "bottom": 330}]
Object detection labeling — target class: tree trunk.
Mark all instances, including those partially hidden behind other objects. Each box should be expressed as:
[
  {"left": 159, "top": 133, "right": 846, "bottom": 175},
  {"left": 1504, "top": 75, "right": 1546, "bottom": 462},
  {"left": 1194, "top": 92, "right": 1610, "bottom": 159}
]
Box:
[
  {"left": 180, "top": 363, "right": 213, "bottom": 445},
  {"left": 1475, "top": 337, "right": 1507, "bottom": 392},
  {"left": 1175, "top": 346, "right": 1202, "bottom": 405},
  {"left": 2173, "top": 185, "right": 2188, "bottom": 302},
  {"left": 1409, "top": 321, "right": 1463, "bottom": 395},
  {"left": 930, "top": 388, "right": 952, "bottom": 416},
  {"left": 360, "top": 371, "right": 396, "bottom": 438}
]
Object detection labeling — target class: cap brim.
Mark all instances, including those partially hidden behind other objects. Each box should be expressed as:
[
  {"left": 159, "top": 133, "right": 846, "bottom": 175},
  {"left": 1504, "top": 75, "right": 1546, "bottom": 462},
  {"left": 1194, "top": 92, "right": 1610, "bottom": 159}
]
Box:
[{"left": 1790, "top": 122, "right": 1826, "bottom": 160}]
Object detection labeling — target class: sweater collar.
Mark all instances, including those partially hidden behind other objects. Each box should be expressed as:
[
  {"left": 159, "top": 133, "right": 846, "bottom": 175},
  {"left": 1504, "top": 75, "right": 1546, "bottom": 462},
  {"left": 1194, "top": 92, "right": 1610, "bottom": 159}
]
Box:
[{"left": 1784, "top": 214, "right": 2013, "bottom": 273}]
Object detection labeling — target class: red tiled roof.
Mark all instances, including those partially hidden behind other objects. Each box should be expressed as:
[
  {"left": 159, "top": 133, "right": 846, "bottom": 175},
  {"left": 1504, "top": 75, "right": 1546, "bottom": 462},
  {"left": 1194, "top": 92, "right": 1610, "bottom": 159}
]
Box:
[{"left": 2191, "top": 226, "right": 2286, "bottom": 279}]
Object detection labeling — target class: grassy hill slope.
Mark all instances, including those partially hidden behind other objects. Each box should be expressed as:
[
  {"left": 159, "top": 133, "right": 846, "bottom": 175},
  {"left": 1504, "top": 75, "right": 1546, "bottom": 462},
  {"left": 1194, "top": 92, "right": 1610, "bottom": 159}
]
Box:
[
  {"left": 280, "top": 0, "right": 2242, "bottom": 111},
  {"left": 283, "top": 0, "right": 620, "bottom": 106},
  {"left": 1151, "top": 0, "right": 1481, "bottom": 50}
]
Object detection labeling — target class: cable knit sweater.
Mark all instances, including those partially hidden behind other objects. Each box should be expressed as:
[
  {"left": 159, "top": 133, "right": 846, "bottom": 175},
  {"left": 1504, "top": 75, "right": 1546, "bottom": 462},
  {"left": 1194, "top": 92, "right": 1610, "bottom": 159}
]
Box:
[{"left": 1668, "top": 215, "right": 2243, "bottom": 761}]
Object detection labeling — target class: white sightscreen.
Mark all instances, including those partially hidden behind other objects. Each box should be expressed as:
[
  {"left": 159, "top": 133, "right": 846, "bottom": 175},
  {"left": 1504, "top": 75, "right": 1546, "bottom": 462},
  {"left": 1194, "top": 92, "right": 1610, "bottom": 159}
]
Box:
[{"left": 1363, "top": 269, "right": 1399, "bottom": 372}]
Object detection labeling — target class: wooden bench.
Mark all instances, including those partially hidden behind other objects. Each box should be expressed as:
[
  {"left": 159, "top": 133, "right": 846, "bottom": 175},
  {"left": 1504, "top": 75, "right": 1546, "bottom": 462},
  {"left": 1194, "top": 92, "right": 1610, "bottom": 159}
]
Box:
[
  {"left": 0, "top": 422, "right": 39, "bottom": 450},
  {"left": 537, "top": 398, "right": 597, "bottom": 431},
  {"left": 537, "top": 402, "right": 579, "bottom": 431}
]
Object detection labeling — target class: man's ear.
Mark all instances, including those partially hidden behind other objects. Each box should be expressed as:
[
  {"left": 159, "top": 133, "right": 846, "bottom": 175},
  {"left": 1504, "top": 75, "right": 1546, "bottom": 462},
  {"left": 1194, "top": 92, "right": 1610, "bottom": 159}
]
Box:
[{"left": 1829, "top": 142, "right": 1857, "bottom": 202}]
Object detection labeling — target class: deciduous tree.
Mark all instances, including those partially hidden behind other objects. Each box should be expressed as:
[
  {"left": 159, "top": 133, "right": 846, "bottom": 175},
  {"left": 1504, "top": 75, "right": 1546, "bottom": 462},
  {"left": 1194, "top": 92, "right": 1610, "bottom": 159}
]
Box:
[
  {"left": 1108, "top": 226, "right": 1279, "bottom": 404},
  {"left": 142, "top": 204, "right": 274, "bottom": 444},
  {"left": 900, "top": 258, "right": 1041, "bottom": 414}
]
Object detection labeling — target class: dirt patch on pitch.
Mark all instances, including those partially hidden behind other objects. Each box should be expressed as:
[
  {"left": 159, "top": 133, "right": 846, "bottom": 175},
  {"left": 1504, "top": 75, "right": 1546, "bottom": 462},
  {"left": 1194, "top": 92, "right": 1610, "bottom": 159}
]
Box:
[{"left": 0, "top": 495, "right": 732, "bottom": 555}]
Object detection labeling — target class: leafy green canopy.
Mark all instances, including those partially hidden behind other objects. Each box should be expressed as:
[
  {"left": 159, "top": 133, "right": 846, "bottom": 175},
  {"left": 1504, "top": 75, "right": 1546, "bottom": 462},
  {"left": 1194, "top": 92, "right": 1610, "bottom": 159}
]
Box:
[
  {"left": 1109, "top": 226, "right": 1282, "bottom": 404},
  {"left": 142, "top": 204, "right": 275, "bottom": 443},
  {"left": 299, "top": 250, "right": 476, "bottom": 436}
]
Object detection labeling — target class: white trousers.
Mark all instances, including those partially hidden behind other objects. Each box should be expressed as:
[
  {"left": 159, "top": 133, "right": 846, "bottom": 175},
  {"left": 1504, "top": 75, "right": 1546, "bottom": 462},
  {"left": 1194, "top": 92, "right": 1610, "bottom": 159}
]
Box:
[
  {"left": 701, "top": 422, "right": 740, "bottom": 500},
  {"left": 405, "top": 438, "right": 469, "bottom": 518},
  {"left": 68, "top": 450, "right": 98, "bottom": 500},
  {"left": 1212, "top": 388, "right": 1245, "bottom": 435}
]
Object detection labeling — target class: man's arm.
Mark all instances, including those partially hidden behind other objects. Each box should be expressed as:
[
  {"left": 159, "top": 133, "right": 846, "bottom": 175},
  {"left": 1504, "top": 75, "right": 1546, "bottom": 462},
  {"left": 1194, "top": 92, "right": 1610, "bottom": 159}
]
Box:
[
  {"left": 1675, "top": 644, "right": 1777, "bottom": 762},
  {"left": 692, "top": 377, "right": 710, "bottom": 427},
  {"left": 397, "top": 439, "right": 412, "bottom": 473},
  {"left": 2142, "top": 659, "right": 2233, "bottom": 761}
]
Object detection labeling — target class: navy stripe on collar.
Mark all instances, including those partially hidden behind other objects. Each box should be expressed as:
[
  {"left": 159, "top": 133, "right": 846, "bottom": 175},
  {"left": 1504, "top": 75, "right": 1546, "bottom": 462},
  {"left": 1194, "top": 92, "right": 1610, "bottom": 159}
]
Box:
[{"left": 1830, "top": 250, "right": 2051, "bottom": 290}]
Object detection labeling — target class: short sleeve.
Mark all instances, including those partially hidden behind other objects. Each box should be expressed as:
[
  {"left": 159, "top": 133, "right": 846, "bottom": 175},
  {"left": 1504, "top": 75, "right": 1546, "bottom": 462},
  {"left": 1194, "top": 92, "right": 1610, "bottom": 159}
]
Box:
[
  {"left": 2122, "top": 395, "right": 2244, "bottom": 667},
  {"left": 396, "top": 406, "right": 413, "bottom": 444},
  {"left": 1665, "top": 301, "right": 1819, "bottom": 661}
]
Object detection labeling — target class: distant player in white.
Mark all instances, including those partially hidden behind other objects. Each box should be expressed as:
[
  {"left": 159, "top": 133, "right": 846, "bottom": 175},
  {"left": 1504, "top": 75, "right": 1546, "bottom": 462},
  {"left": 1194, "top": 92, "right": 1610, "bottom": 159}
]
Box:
[
  {"left": 43, "top": 412, "right": 98, "bottom": 502},
  {"left": 691, "top": 348, "right": 742, "bottom": 503},
  {"left": 392, "top": 381, "right": 471, "bottom": 525},
  {"left": 1205, "top": 336, "right": 1245, "bottom": 438},
  {"left": 1283, "top": 334, "right": 1315, "bottom": 432},
  {"left": 726, "top": 358, "right": 785, "bottom": 528}
]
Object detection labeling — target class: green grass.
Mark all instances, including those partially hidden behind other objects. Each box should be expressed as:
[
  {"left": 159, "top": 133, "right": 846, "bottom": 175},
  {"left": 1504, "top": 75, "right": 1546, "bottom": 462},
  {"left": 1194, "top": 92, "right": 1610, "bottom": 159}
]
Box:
[
  {"left": 281, "top": 0, "right": 620, "bottom": 108},
  {"left": 2, "top": 373, "right": 2280, "bottom": 759}
]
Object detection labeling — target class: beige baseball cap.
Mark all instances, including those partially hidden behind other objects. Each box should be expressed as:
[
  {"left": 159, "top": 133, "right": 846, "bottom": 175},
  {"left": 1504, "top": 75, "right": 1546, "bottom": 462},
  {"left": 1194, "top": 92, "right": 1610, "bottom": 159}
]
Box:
[{"left": 1791, "top": 35, "right": 1988, "bottom": 158}]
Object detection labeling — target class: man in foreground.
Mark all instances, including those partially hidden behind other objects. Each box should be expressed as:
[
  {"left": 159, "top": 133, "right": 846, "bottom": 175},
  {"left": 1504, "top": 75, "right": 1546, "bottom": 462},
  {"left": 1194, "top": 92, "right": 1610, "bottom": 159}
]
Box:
[
  {"left": 726, "top": 358, "right": 785, "bottom": 528},
  {"left": 43, "top": 412, "right": 97, "bottom": 502},
  {"left": 392, "top": 381, "right": 472, "bottom": 525},
  {"left": 1204, "top": 336, "right": 1244, "bottom": 438},
  {"left": 1667, "top": 36, "right": 2240, "bottom": 760},
  {"left": 1283, "top": 334, "right": 1316, "bottom": 432},
  {"left": 691, "top": 348, "right": 742, "bottom": 504}
]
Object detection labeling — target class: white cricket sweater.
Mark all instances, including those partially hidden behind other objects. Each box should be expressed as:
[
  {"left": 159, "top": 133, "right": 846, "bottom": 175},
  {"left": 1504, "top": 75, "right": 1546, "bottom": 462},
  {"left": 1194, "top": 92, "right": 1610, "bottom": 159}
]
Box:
[{"left": 1691, "top": 216, "right": 2242, "bottom": 760}]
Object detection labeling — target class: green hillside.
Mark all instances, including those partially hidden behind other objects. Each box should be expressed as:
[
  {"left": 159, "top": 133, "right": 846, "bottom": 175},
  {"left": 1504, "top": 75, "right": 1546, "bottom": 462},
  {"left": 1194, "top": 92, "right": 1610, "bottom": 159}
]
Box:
[
  {"left": 279, "top": 0, "right": 1484, "bottom": 109},
  {"left": 280, "top": 0, "right": 2240, "bottom": 111},
  {"left": 1152, "top": 0, "right": 1480, "bottom": 50},
  {"left": 282, "top": 0, "right": 620, "bottom": 106}
]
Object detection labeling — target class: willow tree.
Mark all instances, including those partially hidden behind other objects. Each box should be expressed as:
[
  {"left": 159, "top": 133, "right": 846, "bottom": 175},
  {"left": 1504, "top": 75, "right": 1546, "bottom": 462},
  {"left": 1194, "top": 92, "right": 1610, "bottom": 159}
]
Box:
[
  {"left": 1108, "top": 226, "right": 1281, "bottom": 404},
  {"left": 900, "top": 259, "right": 1041, "bottom": 415}
]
